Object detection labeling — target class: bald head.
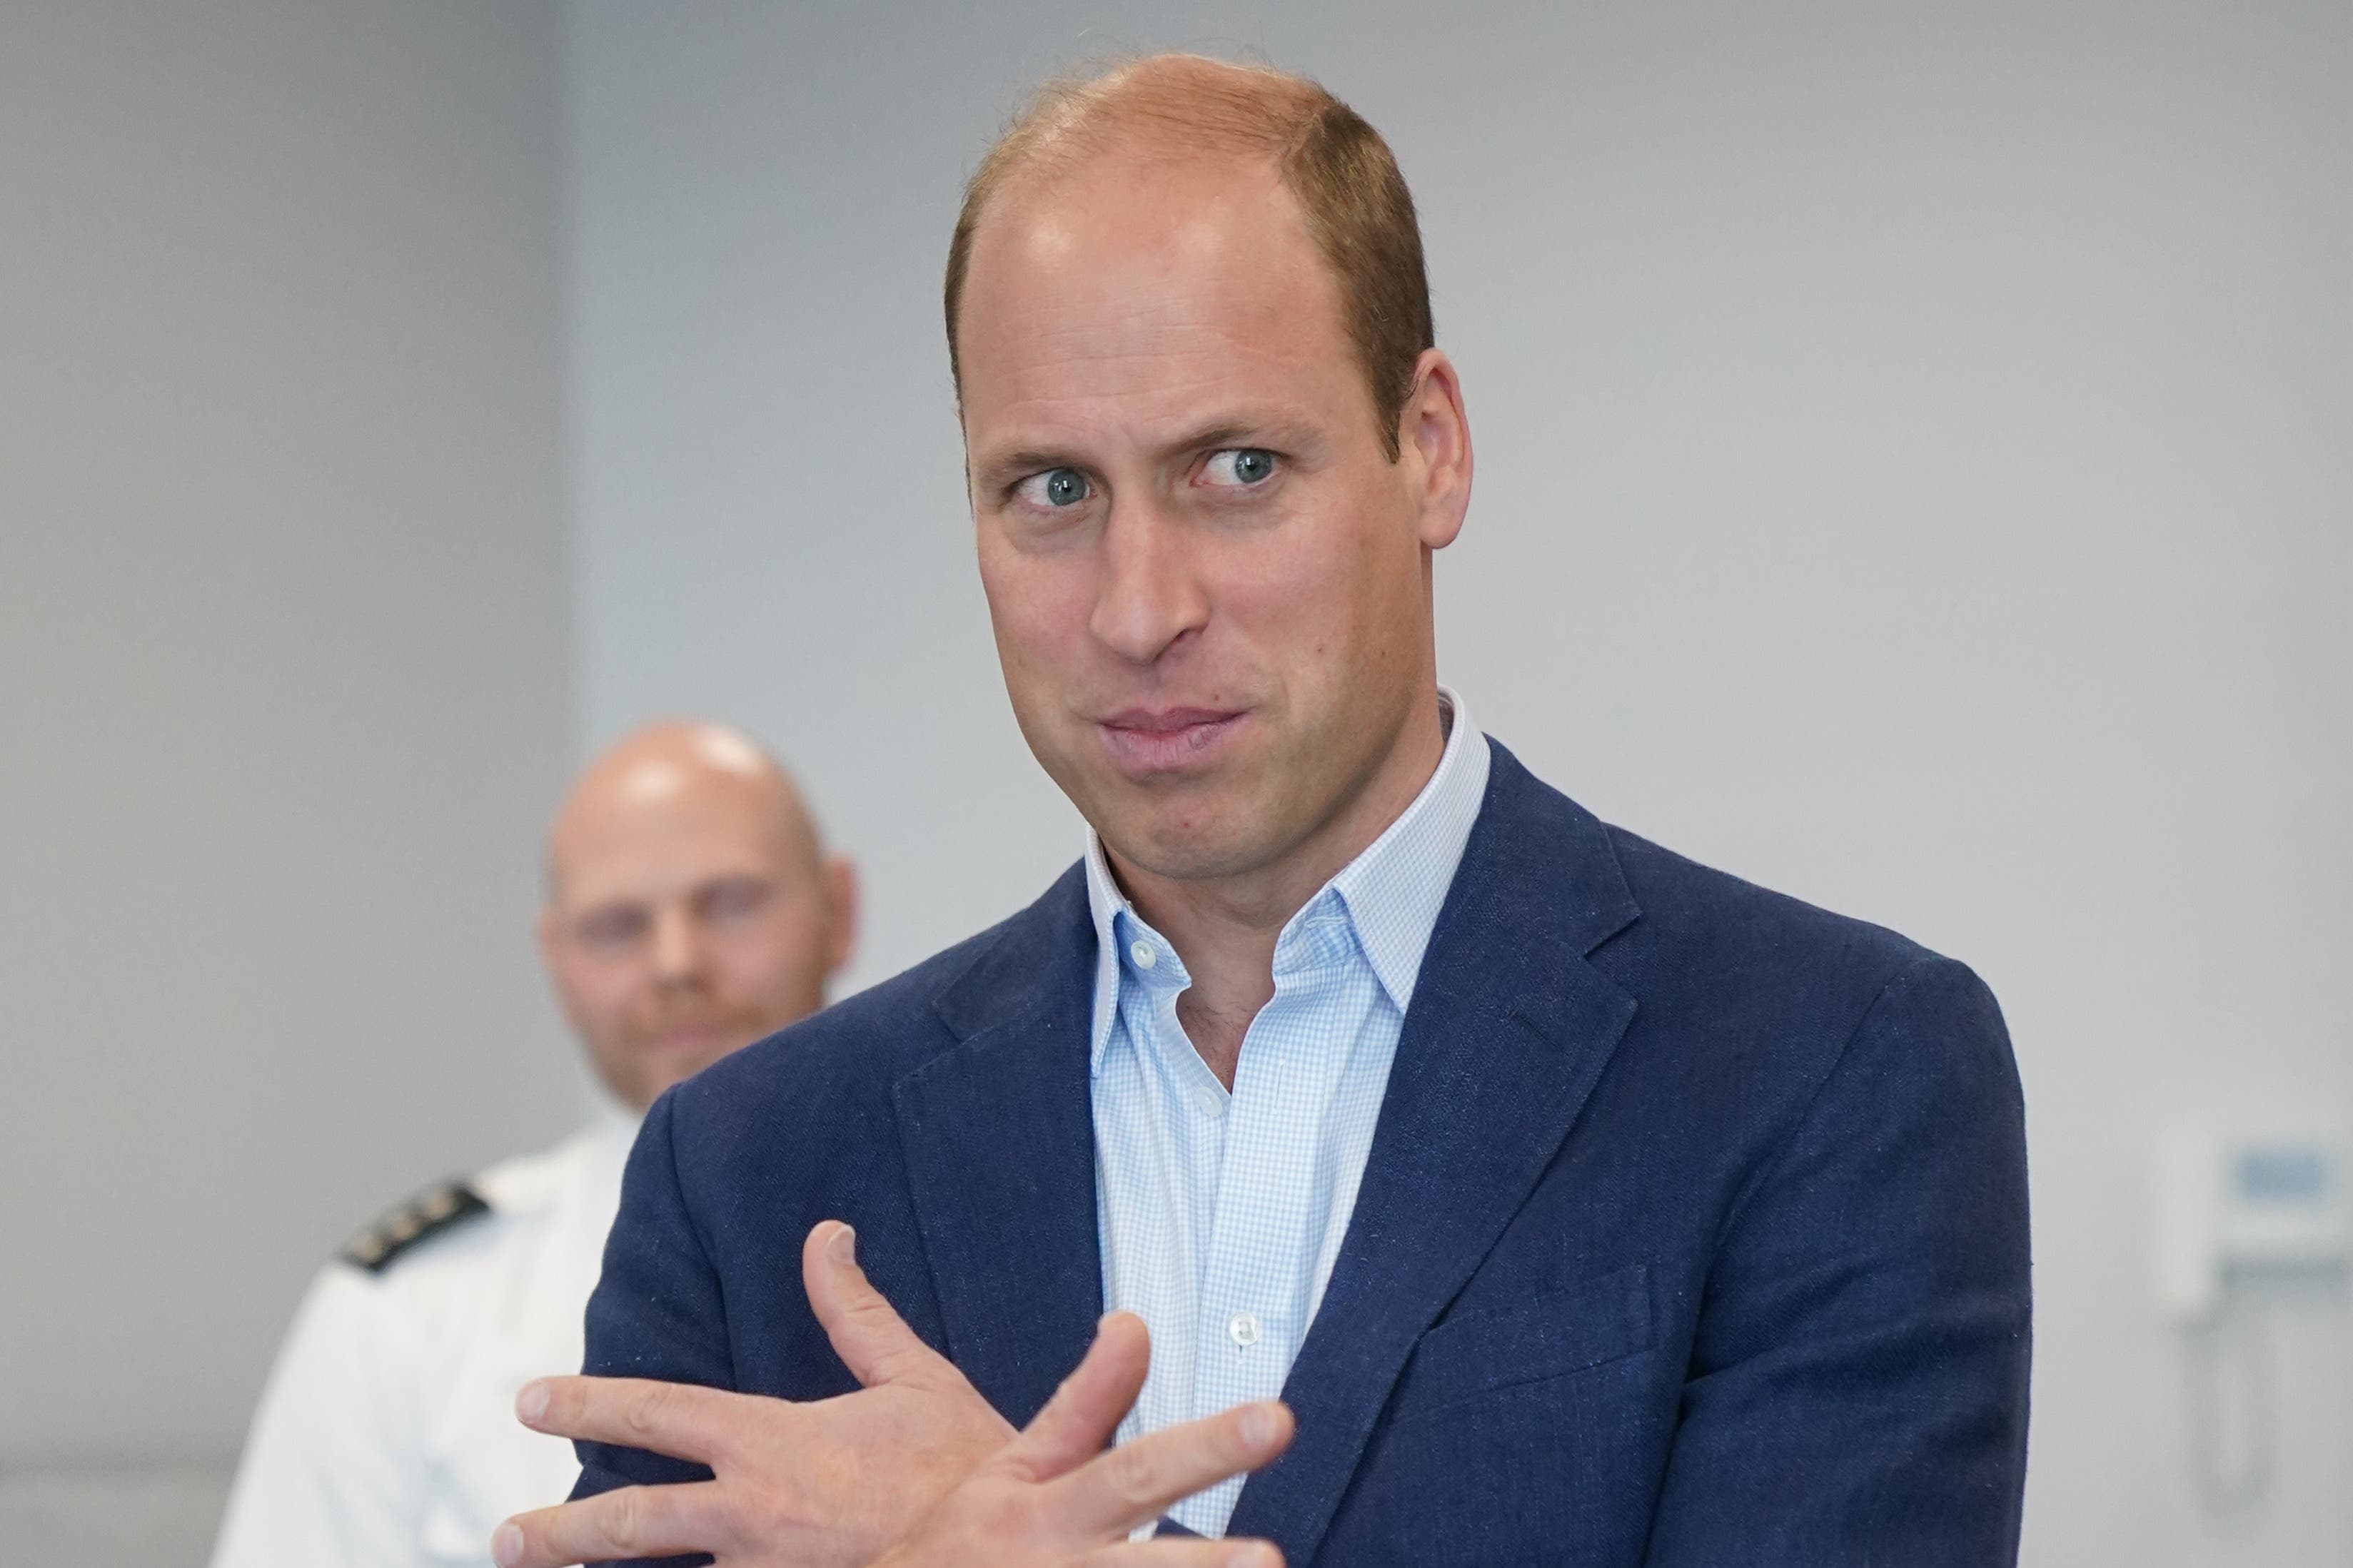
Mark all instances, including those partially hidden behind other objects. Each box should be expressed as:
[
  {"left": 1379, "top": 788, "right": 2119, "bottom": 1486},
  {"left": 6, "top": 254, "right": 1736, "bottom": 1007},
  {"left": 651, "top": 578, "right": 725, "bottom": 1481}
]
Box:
[
  {"left": 547, "top": 721, "right": 820, "bottom": 903},
  {"left": 539, "top": 721, "right": 856, "bottom": 1111},
  {"left": 944, "top": 53, "right": 1431, "bottom": 457}
]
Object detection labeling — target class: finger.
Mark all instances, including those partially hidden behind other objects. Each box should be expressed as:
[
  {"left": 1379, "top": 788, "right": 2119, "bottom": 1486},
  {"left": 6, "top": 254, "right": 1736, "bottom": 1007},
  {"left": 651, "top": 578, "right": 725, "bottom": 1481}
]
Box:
[
  {"left": 513, "top": 1375, "right": 748, "bottom": 1466},
  {"left": 997, "top": 1311, "right": 1153, "bottom": 1482},
  {"left": 1047, "top": 1399, "right": 1294, "bottom": 1541},
  {"left": 802, "top": 1220, "right": 952, "bottom": 1387},
  {"left": 1070, "top": 1539, "right": 1284, "bottom": 1568},
  {"left": 490, "top": 1481, "right": 725, "bottom": 1568}
]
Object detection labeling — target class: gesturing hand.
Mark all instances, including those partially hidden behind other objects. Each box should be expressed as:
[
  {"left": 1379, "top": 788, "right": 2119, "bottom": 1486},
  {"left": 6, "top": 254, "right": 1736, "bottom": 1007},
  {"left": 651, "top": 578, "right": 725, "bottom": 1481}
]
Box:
[
  {"left": 493, "top": 1220, "right": 1015, "bottom": 1567},
  {"left": 874, "top": 1310, "right": 1293, "bottom": 1568}
]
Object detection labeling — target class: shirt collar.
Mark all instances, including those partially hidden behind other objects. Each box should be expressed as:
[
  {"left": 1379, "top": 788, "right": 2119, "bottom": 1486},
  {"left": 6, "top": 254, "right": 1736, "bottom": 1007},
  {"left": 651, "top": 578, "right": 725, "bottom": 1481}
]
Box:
[{"left": 1084, "top": 687, "right": 1492, "bottom": 1071}]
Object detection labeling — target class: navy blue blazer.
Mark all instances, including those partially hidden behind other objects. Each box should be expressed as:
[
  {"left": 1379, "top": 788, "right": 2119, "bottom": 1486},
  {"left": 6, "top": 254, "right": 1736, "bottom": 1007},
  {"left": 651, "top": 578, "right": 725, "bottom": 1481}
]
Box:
[{"left": 577, "top": 743, "right": 2031, "bottom": 1566}]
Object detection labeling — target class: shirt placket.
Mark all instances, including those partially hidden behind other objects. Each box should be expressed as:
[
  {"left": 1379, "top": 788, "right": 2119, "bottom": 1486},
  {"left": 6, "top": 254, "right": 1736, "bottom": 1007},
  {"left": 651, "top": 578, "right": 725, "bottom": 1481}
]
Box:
[
  {"left": 1177, "top": 911, "right": 1355, "bottom": 1531},
  {"left": 1112, "top": 914, "right": 1209, "bottom": 1461}
]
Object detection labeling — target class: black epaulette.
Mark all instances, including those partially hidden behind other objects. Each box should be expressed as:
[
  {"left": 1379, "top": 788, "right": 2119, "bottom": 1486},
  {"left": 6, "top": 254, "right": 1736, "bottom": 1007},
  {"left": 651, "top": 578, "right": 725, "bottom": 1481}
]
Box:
[{"left": 338, "top": 1179, "right": 491, "bottom": 1273}]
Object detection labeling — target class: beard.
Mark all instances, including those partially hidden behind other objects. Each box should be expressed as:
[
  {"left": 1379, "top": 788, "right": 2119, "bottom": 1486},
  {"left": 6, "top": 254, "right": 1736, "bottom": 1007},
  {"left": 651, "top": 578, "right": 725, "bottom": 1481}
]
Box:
[
  {"left": 590, "top": 993, "right": 800, "bottom": 1110},
  {"left": 633, "top": 995, "right": 788, "bottom": 1058}
]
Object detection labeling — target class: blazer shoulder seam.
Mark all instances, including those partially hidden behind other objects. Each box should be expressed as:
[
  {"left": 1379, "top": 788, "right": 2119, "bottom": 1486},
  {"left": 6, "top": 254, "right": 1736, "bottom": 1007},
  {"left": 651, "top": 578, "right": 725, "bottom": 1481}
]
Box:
[{"left": 1707, "top": 949, "right": 1952, "bottom": 1253}]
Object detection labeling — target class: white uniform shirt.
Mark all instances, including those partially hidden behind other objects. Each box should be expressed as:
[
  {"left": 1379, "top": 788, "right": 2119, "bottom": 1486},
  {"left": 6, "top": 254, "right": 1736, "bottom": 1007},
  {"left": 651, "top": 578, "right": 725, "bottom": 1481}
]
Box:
[
  {"left": 1087, "top": 689, "right": 1491, "bottom": 1537},
  {"left": 211, "top": 1110, "right": 638, "bottom": 1568}
]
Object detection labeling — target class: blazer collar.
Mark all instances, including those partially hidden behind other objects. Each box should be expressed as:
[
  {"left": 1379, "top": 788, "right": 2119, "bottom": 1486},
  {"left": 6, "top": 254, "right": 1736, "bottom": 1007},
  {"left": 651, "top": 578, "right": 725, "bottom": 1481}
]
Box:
[
  {"left": 1224, "top": 742, "right": 1642, "bottom": 1564},
  {"left": 891, "top": 865, "right": 1104, "bottom": 1427},
  {"left": 887, "top": 739, "right": 1644, "bottom": 1550}
]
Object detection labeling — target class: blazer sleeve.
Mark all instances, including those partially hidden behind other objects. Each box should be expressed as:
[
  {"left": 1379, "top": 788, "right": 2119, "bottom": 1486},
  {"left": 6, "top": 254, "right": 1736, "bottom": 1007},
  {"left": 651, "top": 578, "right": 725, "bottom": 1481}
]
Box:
[
  {"left": 570, "top": 1086, "right": 728, "bottom": 1517},
  {"left": 1641, "top": 954, "right": 2032, "bottom": 1568}
]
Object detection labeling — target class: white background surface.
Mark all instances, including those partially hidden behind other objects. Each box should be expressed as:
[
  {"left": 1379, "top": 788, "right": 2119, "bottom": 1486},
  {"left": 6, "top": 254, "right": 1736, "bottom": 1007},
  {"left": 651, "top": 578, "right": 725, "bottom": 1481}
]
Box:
[{"left": 4, "top": 2, "right": 2348, "bottom": 1564}]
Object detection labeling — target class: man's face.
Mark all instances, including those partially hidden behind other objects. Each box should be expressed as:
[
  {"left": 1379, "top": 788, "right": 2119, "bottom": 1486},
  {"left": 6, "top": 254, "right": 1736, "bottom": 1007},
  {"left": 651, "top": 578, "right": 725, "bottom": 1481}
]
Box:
[
  {"left": 958, "top": 150, "right": 1464, "bottom": 884},
  {"left": 538, "top": 764, "right": 847, "bottom": 1111}
]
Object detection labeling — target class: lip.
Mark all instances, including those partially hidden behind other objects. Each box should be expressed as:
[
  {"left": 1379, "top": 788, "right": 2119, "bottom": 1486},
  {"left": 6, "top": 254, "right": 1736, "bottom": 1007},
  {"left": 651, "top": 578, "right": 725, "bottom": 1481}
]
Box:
[
  {"left": 652, "top": 1023, "right": 729, "bottom": 1052},
  {"left": 1093, "top": 706, "right": 1246, "bottom": 776}
]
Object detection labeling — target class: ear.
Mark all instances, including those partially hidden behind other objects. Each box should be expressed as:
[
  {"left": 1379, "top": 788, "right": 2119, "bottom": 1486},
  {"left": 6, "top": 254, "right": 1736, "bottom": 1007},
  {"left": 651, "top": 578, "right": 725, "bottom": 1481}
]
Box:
[
  {"left": 1394, "top": 348, "right": 1473, "bottom": 551},
  {"left": 823, "top": 856, "right": 860, "bottom": 977}
]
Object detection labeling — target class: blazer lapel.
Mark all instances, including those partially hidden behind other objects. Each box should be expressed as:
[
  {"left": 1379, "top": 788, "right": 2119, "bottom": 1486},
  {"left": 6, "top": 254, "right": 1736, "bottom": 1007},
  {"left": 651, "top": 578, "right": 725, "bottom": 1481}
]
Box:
[
  {"left": 1225, "top": 747, "right": 1642, "bottom": 1564},
  {"left": 892, "top": 865, "right": 1105, "bottom": 1427}
]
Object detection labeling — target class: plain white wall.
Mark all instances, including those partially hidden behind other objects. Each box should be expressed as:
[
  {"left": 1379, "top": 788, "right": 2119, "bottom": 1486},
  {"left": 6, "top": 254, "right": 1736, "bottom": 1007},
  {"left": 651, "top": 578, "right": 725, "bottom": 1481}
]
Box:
[
  {"left": 0, "top": 0, "right": 578, "bottom": 1513},
  {"left": 568, "top": 2, "right": 2351, "bottom": 1565}
]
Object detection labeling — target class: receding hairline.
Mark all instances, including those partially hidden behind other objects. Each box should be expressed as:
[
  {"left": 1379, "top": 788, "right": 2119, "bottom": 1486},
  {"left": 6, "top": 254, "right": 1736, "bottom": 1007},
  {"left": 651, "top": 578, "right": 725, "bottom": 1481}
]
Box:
[
  {"left": 948, "top": 56, "right": 1338, "bottom": 321},
  {"left": 988, "top": 54, "right": 1330, "bottom": 176},
  {"left": 944, "top": 51, "right": 1434, "bottom": 457}
]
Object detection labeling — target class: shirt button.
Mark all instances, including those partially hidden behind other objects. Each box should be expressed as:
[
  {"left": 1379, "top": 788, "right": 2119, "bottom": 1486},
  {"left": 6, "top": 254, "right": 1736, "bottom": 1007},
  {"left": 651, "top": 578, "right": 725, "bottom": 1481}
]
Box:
[
  {"left": 1192, "top": 1086, "right": 1226, "bottom": 1118},
  {"left": 1228, "top": 1310, "right": 1261, "bottom": 1348},
  {"left": 1129, "top": 939, "right": 1157, "bottom": 971}
]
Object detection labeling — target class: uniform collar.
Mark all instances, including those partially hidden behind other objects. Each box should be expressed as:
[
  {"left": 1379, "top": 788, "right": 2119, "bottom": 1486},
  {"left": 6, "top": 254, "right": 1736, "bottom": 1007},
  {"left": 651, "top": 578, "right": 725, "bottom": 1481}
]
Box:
[{"left": 1084, "top": 687, "right": 1492, "bottom": 1071}]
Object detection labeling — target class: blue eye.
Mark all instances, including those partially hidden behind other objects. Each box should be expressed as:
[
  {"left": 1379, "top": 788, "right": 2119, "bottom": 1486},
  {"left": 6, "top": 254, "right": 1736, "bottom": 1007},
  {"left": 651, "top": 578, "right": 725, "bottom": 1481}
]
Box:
[
  {"left": 1203, "top": 448, "right": 1279, "bottom": 487},
  {"left": 1015, "top": 467, "right": 1092, "bottom": 509}
]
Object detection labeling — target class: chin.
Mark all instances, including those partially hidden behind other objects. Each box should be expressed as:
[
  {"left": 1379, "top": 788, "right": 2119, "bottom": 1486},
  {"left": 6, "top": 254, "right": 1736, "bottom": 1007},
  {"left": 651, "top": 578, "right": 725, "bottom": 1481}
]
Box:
[
  {"left": 624, "top": 1043, "right": 733, "bottom": 1102},
  {"left": 1111, "top": 803, "right": 1277, "bottom": 883}
]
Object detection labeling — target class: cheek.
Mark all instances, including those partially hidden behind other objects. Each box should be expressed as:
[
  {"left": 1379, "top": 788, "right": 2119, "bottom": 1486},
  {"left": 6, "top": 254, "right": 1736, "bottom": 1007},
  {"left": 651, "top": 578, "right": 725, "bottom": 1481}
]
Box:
[
  {"left": 712, "top": 911, "right": 825, "bottom": 994},
  {"left": 558, "top": 956, "right": 648, "bottom": 1029},
  {"left": 979, "top": 542, "right": 1094, "bottom": 695},
  {"left": 1211, "top": 505, "right": 1394, "bottom": 668}
]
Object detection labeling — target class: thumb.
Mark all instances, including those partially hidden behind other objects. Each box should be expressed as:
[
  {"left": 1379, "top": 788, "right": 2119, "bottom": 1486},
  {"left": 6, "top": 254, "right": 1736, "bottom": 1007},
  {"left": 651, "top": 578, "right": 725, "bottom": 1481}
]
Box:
[
  {"left": 802, "top": 1220, "right": 949, "bottom": 1388},
  {"left": 996, "top": 1311, "right": 1152, "bottom": 1483}
]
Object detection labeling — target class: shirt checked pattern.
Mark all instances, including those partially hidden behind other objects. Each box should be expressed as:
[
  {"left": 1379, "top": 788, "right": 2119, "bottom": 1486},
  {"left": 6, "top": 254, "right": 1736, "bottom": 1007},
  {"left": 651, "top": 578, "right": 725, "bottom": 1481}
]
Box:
[{"left": 1085, "top": 689, "right": 1492, "bottom": 1537}]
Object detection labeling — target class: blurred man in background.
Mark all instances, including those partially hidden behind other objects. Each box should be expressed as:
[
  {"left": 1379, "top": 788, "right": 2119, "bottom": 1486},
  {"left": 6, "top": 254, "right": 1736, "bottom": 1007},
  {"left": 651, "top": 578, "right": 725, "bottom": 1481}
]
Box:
[{"left": 211, "top": 720, "right": 857, "bottom": 1568}]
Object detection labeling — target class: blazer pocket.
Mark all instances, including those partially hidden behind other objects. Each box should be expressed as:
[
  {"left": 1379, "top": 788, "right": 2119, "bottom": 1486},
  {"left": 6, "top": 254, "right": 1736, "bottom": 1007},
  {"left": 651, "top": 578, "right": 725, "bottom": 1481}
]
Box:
[{"left": 1388, "top": 1261, "right": 1655, "bottom": 1426}]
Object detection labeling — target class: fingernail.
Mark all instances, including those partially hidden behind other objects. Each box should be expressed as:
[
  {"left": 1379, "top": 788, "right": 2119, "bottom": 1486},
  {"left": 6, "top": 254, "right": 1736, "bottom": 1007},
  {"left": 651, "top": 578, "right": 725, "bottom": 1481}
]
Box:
[
  {"left": 515, "top": 1380, "right": 548, "bottom": 1424},
  {"left": 1240, "top": 1402, "right": 1278, "bottom": 1449},
  {"left": 491, "top": 1522, "right": 523, "bottom": 1568},
  {"left": 829, "top": 1223, "right": 856, "bottom": 1265},
  {"left": 1223, "top": 1544, "right": 1275, "bottom": 1568}
]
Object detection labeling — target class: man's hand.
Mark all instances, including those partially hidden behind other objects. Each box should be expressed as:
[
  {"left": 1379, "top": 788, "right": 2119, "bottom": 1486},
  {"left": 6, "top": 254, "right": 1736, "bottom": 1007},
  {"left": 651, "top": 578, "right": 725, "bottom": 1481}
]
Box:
[
  {"left": 493, "top": 1220, "right": 1290, "bottom": 1567},
  {"left": 493, "top": 1220, "right": 1014, "bottom": 1568},
  {"left": 874, "top": 1311, "right": 1291, "bottom": 1567}
]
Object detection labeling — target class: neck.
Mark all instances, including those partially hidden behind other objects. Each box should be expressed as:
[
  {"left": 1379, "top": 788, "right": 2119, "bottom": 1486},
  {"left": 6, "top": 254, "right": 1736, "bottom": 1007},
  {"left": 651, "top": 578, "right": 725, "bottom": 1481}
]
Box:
[{"left": 1106, "top": 687, "right": 1448, "bottom": 1086}]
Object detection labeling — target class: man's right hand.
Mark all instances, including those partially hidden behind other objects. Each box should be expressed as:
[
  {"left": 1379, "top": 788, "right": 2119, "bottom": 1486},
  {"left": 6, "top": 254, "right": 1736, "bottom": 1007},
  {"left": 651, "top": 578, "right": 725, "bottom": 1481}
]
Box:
[{"left": 494, "top": 1219, "right": 1290, "bottom": 1567}]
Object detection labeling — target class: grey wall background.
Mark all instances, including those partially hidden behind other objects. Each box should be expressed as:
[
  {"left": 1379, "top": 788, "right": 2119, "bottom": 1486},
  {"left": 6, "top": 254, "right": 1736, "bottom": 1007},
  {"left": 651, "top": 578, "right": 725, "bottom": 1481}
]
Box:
[
  {"left": 1, "top": 1, "right": 2347, "bottom": 1564},
  {"left": 0, "top": 1, "right": 577, "bottom": 1558}
]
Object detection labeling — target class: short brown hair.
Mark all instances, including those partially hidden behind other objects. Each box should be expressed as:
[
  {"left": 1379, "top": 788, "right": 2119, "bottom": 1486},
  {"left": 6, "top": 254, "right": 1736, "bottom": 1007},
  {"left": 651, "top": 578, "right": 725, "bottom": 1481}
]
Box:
[{"left": 943, "top": 54, "right": 1434, "bottom": 459}]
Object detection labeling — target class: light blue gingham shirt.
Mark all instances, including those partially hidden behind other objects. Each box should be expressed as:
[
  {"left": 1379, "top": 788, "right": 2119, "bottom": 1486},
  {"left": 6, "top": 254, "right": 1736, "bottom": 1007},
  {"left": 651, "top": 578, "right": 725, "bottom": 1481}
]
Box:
[{"left": 1085, "top": 688, "right": 1492, "bottom": 1537}]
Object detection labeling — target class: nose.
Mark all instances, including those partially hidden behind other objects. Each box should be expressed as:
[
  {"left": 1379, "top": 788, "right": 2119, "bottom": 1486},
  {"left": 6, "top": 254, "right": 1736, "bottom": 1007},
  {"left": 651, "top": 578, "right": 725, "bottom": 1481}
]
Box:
[
  {"left": 650, "top": 904, "right": 705, "bottom": 986},
  {"left": 1087, "top": 496, "right": 1208, "bottom": 666}
]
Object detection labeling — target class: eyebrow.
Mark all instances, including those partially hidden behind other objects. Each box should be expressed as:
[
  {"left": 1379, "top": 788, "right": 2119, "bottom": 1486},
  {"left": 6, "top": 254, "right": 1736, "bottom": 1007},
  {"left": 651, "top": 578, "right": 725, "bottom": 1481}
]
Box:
[{"left": 979, "top": 447, "right": 1083, "bottom": 490}]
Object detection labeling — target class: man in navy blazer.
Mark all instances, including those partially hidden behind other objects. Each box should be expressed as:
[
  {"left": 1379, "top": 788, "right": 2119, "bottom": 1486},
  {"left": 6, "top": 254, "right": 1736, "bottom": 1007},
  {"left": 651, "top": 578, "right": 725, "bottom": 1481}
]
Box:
[{"left": 498, "top": 52, "right": 2030, "bottom": 1568}]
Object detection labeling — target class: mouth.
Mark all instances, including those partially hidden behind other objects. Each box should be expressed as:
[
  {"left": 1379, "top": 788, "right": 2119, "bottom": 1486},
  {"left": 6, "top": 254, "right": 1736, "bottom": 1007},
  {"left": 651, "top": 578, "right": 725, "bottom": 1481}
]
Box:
[
  {"left": 649, "top": 1020, "right": 740, "bottom": 1053},
  {"left": 1093, "top": 706, "right": 1246, "bottom": 776}
]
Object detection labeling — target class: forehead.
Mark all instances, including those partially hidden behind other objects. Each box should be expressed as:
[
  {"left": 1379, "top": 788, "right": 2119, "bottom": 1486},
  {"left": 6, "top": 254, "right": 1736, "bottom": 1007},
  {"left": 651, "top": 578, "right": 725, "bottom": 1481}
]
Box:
[
  {"left": 550, "top": 768, "right": 801, "bottom": 907},
  {"left": 957, "top": 148, "right": 1354, "bottom": 440}
]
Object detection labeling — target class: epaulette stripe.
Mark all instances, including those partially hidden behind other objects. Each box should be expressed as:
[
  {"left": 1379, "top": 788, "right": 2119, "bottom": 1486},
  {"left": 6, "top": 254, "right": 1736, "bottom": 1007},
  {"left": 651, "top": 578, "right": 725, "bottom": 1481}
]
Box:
[{"left": 338, "top": 1180, "right": 491, "bottom": 1274}]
